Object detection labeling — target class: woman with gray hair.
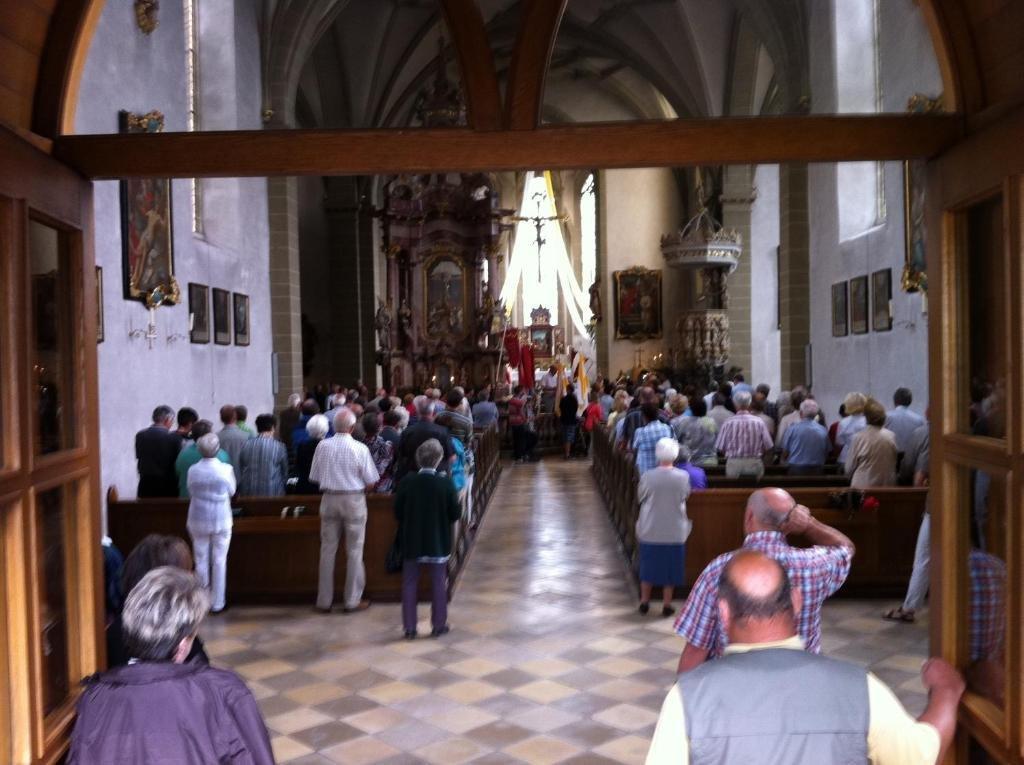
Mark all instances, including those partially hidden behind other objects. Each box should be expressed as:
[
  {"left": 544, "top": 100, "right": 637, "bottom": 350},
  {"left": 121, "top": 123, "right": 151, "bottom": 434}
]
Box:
[
  {"left": 394, "top": 438, "right": 461, "bottom": 639},
  {"left": 186, "top": 433, "right": 236, "bottom": 613},
  {"left": 636, "top": 437, "right": 692, "bottom": 617},
  {"left": 294, "top": 413, "right": 329, "bottom": 494},
  {"left": 69, "top": 567, "right": 273, "bottom": 763}
]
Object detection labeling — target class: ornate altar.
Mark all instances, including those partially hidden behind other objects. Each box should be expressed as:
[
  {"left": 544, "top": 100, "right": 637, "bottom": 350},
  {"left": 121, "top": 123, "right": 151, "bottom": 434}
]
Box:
[
  {"left": 373, "top": 45, "right": 511, "bottom": 390},
  {"left": 523, "top": 306, "right": 564, "bottom": 363}
]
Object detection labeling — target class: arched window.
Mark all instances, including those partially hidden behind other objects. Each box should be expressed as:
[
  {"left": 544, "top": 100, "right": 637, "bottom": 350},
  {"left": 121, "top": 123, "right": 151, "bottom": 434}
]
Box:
[
  {"left": 184, "top": 0, "right": 203, "bottom": 234},
  {"left": 515, "top": 173, "right": 561, "bottom": 324},
  {"left": 580, "top": 173, "right": 597, "bottom": 290},
  {"left": 834, "top": 0, "right": 884, "bottom": 239}
]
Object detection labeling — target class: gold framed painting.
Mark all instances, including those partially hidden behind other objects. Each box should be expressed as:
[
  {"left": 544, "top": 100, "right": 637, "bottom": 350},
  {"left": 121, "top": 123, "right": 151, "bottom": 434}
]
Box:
[
  {"left": 118, "top": 110, "right": 179, "bottom": 307},
  {"left": 613, "top": 266, "right": 662, "bottom": 340}
]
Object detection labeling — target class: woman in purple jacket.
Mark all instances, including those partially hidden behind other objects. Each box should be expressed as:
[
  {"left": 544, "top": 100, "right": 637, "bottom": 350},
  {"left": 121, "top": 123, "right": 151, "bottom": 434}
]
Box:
[{"left": 69, "top": 567, "right": 273, "bottom": 764}]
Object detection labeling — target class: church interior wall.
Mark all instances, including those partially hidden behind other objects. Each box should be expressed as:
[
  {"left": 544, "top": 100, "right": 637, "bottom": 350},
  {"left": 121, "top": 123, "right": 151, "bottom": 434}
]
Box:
[
  {"left": 600, "top": 167, "right": 682, "bottom": 379},
  {"left": 749, "top": 163, "right": 782, "bottom": 394},
  {"left": 803, "top": 0, "right": 940, "bottom": 421},
  {"left": 75, "top": 0, "right": 272, "bottom": 504}
]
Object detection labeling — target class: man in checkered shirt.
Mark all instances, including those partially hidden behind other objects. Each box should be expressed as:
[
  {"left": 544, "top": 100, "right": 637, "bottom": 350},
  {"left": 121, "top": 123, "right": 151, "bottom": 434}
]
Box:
[
  {"left": 714, "top": 390, "right": 774, "bottom": 479},
  {"left": 675, "top": 487, "right": 855, "bottom": 672}
]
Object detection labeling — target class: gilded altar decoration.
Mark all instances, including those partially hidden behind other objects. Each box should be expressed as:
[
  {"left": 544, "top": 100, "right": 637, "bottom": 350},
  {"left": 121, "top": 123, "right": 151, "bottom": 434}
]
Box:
[
  {"left": 119, "top": 110, "right": 179, "bottom": 307},
  {"left": 613, "top": 267, "right": 662, "bottom": 340},
  {"left": 135, "top": 0, "right": 159, "bottom": 34}
]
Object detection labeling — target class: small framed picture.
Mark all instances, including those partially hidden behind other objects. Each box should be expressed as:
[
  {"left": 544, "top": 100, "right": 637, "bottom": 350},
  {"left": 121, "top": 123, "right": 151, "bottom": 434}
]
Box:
[
  {"left": 850, "top": 275, "right": 869, "bottom": 335},
  {"left": 212, "top": 288, "right": 231, "bottom": 345},
  {"left": 95, "top": 266, "right": 104, "bottom": 343},
  {"left": 188, "top": 283, "right": 210, "bottom": 343},
  {"left": 831, "top": 282, "right": 848, "bottom": 337},
  {"left": 872, "top": 269, "right": 893, "bottom": 332},
  {"left": 233, "top": 293, "right": 250, "bottom": 347}
]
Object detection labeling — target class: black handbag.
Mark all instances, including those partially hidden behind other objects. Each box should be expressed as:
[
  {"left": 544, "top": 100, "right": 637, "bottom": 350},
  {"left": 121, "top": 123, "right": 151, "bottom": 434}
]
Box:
[{"left": 385, "top": 531, "right": 403, "bottom": 574}]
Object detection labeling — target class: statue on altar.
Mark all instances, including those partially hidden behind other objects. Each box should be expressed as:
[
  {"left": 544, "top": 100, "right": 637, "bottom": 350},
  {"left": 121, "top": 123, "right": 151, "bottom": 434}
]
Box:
[
  {"left": 589, "top": 279, "right": 602, "bottom": 323},
  {"left": 398, "top": 299, "right": 413, "bottom": 348},
  {"left": 375, "top": 299, "right": 392, "bottom": 350}
]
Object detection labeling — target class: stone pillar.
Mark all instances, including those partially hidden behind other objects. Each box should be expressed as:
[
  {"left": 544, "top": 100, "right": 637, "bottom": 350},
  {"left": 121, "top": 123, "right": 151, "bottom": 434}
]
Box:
[
  {"left": 325, "top": 177, "right": 378, "bottom": 386},
  {"left": 720, "top": 166, "right": 756, "bottom": 376},
  {"left": 778, "top": 163, "right": 811, "bottom": 390},
  {"left": 268, "top": 175, "right": 304, "bottom": 409}
]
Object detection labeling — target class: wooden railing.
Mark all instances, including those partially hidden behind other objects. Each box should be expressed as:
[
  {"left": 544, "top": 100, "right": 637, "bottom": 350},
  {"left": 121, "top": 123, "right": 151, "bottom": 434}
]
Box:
[
  {"left": 591, "top": 426, "right": 928, "bottom": 597},
  {"left": 107, "top": 427, "right": 503, "bottom": 603}
]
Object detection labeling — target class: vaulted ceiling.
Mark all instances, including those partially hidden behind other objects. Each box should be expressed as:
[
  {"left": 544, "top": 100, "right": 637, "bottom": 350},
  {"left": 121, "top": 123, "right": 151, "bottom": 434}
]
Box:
[{"left": 2, "top": 0, "right": 1024, "bottom": 140}]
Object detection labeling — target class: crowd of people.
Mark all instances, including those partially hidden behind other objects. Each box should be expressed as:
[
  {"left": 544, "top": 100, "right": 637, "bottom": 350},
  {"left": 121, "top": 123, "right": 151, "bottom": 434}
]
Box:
[{"left": 105, "top": 374, "right": 982, "bottom": 764}]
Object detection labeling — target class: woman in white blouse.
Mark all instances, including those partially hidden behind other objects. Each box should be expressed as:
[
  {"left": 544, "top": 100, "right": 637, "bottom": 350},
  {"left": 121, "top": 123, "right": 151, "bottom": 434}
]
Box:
[{"left": 186, "top": 433, "right": 237, "bottom": 613}]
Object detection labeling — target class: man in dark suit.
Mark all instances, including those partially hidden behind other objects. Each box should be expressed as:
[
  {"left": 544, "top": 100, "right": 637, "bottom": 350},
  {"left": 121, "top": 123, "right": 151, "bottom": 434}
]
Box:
[
  {"left": 135, "top": 405, "right": 180, "bottom": 497},
  {"left": 393, "top": 397, "right": 453, "bottom": 484}
]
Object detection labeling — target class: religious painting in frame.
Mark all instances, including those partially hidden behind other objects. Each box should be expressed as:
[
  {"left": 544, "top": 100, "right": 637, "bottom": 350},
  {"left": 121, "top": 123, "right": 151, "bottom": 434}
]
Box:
[
  {"left": 423, "top": 254, "right": 466, "bottom": 337},
  {"left": 613, "top": 266, "right": 662, "bottom": 340},
  {"left": 233, "top": 293, "right": 250, "bottom": 347},
  {"left": 95, "top": 266, "right": 104, "bottom": 343},
  {"left": 902, "top": 159, "right": 927, "bottom": 293},
  {"left": 118, "top": 110, "right": 179, "bottom": 307},
  {"left": 872, "top": 269, "right": 893, "bottom": 332},
  {"left": 831, "top": 281, "right": 848, "bottom": 337},
  {"left": 849, "top": 275, "right": 869, "bottom": 334},
  {"left": 188, "top": 283, "right": 209, "bottom": 344},
  {"left": 212, "top": 288, "right": 231, "bottom": 345}
]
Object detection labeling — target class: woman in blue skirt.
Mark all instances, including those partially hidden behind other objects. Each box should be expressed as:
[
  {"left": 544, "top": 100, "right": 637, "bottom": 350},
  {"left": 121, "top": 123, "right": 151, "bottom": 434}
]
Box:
[{"left": 636, "top": 437, "right": 692, "bottom": 617}]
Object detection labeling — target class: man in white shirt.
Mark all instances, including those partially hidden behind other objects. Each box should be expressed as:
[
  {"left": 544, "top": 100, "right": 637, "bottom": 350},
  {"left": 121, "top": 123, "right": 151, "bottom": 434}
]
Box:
[
  {"left": 885, "top": 387, "right": 926, "bottom": 454},
  {"left": 310, "top": 409, "right": 379, "bottom": 613}
]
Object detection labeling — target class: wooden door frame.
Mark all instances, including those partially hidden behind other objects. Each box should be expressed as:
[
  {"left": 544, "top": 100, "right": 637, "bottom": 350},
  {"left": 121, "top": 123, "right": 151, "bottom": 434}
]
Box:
[
  {"left": 928, "top": 106, "right": 1024, "bottom": 763},
  {"left": 0, "top": 124, "right": 104, "bottom": 765}
]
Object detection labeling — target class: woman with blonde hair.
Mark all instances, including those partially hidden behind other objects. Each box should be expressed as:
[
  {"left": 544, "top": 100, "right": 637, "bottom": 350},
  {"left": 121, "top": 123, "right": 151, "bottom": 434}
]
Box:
[
  {"left": 835, "top": 391, "right": 868, "bottom": 467},
  {"left": 846, "top": 398, "right": 898, "bottom": 488},
  {"left": 606, "top": 389, "right": 631, "bottom": 435}
]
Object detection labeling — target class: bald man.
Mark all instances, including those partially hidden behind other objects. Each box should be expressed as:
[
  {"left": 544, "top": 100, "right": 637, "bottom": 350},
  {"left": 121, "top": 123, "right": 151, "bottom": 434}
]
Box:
[
  {"left": 675, "top": 487, "right": 855, "bottom": 672},
  {"left": 647, "top": 551, "right": 963, "bottom": 765}
]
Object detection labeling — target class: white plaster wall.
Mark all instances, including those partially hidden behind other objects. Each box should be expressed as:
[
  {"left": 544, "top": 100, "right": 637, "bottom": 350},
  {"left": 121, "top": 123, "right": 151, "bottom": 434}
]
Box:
[
  {"left": 749, "top": 164, "right": 781, "bottom": 393},
  {"left": 600, "top": 168, "right": 682, "bottom": 378},
  {"left": 805, "top": 0, "right": 939, "bottom": 423},
  {"left": 75, "top": 0, "right": 272, "bottom": 504}
]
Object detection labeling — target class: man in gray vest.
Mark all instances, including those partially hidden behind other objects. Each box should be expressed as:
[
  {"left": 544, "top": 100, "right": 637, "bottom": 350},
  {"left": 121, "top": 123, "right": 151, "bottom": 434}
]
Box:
[{"left": 647, "top": 550, "right": 963, "bottom": 765}]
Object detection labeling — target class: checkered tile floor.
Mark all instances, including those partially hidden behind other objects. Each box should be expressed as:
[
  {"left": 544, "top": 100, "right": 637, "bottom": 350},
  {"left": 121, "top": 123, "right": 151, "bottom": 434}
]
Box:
[{"left": 202, "top": 458, "right": 930, "bottom": 764}]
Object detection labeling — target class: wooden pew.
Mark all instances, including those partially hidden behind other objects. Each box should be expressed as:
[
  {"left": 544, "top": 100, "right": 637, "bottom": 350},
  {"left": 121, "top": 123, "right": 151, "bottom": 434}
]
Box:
[
  {"left": 107, "top": 428, "right": 503, "bottom": 604},
  {"left": 591, "top": 425, "right": 926, "bottom": 598}
]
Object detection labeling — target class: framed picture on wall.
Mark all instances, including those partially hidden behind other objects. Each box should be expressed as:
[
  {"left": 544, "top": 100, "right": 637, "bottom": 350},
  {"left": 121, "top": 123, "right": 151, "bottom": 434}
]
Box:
[
  {"left": 831, "top": 281, "right": 848, "bottom": 337},
  {"left": 902, "top": 159, "right": 927, "bottom": 293},
  {"left": 850, "top": 275, "right": 869, "bottom": 334},
  {"left": 233, "top": 293, "right": 250, "bottom": 346},
  {"left": 118, "top": 110, "right": 180, "bottom": 306},
  {"left": 613, "top": 266, "right": 662, "bottom": 340},
  {"left": 212, "top": 288, "right": 231, "bottom": 345},
  {"left": 188, "top": 283, "right": 209, "bottom": 343},
  {"left": 872, "top": 269, "right": 893, "bottom": 331},
  {"left": 95, "top": 266, "right": 104, "bottom": 343}
]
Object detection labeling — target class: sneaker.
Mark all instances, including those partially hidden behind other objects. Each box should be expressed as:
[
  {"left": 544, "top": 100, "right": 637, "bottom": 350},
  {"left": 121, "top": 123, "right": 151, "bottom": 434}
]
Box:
[{"left": 638, "top": 602, "right": 650, "bottom": 615}]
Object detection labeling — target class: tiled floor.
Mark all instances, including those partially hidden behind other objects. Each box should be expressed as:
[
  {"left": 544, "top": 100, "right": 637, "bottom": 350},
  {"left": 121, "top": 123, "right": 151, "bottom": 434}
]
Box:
[{"left": 203, "top": 458, "right": 930, "bottom": 764}]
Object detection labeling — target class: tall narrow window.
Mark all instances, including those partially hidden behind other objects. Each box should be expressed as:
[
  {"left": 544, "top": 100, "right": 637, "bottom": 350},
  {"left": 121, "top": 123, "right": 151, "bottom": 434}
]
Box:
[
  {"left": 834, "top": 0, "right": 884, "bottom": 239},
  {"left": 580, "top": 173, "right": 597, "bottom": 290},
  {"left": 184, "top": 0, "right": 203, "bottom": 234}
]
